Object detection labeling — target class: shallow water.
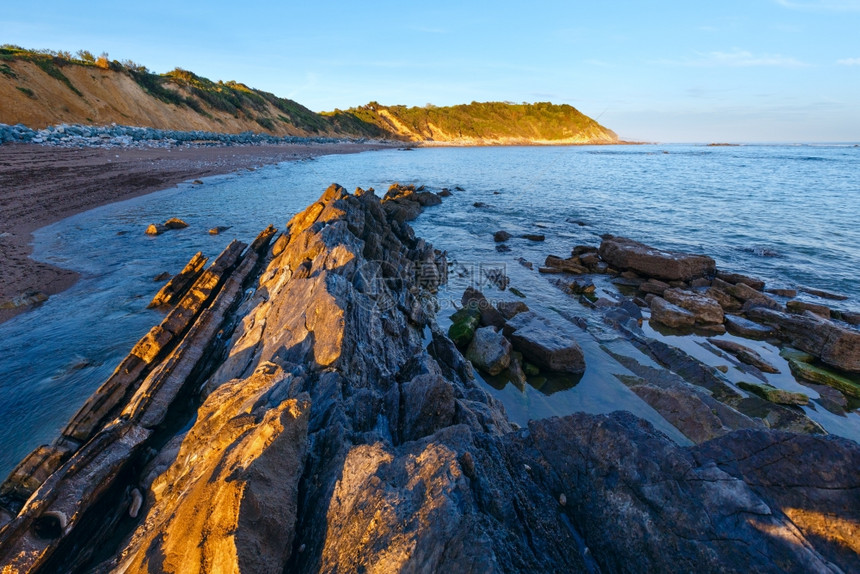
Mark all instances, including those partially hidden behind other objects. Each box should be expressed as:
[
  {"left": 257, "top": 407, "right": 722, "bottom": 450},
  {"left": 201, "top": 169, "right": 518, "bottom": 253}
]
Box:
[{"left": 1, "top": 144, "right": 858, "bottom": 476}]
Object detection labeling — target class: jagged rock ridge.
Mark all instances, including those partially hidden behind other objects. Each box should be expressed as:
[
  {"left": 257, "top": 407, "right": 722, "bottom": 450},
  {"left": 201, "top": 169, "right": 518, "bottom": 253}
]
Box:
[{"left": 0, "top": 185, "right": 857, "bottom": 573}]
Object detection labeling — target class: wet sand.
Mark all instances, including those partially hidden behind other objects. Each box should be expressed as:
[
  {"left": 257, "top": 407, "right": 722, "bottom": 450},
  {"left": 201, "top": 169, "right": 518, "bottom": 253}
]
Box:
[{"left": 0, "top": 141, "right": 395, "bottom": 324}]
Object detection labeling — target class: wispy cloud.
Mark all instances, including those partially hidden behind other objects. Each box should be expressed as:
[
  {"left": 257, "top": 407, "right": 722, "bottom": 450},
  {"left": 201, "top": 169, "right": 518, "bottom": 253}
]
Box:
[
  {"left": 774, "top": 0, "right": 860, "bottom": 11},
  {"left": 837, "top": 57, "right": 860, "bottom": 65},
  {"left": 657, "top": 49, "right": 808, "bottom": 68}
]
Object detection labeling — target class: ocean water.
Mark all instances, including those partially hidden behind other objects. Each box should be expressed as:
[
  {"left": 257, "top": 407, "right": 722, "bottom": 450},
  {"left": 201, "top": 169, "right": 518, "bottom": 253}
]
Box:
[{"left": 1, "top": 144, "right": 858, "bottom": 476}]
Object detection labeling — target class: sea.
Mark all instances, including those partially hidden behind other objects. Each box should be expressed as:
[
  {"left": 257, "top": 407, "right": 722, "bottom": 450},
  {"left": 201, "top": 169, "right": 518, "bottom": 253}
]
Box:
[{"left": 1, "top": 143, "right": 858, "bottom": 477}]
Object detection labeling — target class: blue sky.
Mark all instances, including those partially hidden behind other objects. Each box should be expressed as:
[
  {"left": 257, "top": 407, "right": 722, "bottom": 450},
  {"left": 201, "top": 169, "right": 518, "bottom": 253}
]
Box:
[{"left": 3, "top": 0, "right": 859, "bottom": 142}]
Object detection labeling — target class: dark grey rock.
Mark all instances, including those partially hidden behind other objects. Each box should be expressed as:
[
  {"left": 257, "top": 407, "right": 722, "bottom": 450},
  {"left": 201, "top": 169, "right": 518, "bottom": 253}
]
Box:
[
  {"left": 724, "top": 314, "right": 775, "bottom": 339},
  {"left": 465, "top": 327, "right": 512, "bottom": 375},
  {"left": 503, "top": 311, "right": 586, "bottom": 374}
]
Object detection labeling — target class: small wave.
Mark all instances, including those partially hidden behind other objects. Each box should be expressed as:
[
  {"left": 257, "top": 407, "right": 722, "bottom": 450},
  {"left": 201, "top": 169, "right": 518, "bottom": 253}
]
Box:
[{"left": 741, "top": 246, "right": 782, "bottom": 258}]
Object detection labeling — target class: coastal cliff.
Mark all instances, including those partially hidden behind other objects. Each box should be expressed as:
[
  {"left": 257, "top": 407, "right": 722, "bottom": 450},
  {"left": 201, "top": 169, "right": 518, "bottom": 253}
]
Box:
[
  {"left": 0, "top": 47, "right": 617, "bottom": 145},
  {"left": 327, "top": 101, "right": 619, "bottom": 145},
  {"left": 0, "top": 184, "right": 857, "bottom": 573}
]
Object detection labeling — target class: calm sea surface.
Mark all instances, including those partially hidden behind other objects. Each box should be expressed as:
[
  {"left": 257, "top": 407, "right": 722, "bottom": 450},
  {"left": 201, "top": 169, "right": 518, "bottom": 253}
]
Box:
[{"left": 1, "top": 144, "right": 858, "bottom": 476}]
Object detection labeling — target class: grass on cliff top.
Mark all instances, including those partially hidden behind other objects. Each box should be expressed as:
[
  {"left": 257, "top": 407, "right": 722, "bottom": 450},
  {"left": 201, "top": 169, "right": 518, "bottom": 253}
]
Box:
[
  {"left": 1, "top": 45, "right": 85, "bottom": 98},
  {"left": 330, "top": 101, "right": 609, "bottom": 141},
  {"left": 1, "top": 45, "right": 609, "bottom": 141},
  {"left": 0, "top": 46, "right": 335, "bottom": 134}
]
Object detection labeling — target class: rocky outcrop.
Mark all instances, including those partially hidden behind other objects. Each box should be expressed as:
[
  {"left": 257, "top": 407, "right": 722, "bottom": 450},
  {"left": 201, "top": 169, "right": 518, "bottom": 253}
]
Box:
[
  {"left": 0, "top": 186, "right": 857, "bottom": 573},
  {"left": 598, "top": 236, "right": 716, "bottom": 281},
  {"left": 112, "top": 367, "right": 310, "bottom": 573}
]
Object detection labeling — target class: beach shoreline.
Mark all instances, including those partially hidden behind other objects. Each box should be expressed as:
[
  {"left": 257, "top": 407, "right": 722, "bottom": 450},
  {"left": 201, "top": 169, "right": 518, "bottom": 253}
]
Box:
[{"left": 0, "top": 141, "right": 396, "bottom": 324}]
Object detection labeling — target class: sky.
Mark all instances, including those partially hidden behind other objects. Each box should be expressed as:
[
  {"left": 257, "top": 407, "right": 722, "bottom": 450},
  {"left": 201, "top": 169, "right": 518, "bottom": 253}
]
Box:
[{"left": 2, "top": 0, "right": 860, "bottom": 142}]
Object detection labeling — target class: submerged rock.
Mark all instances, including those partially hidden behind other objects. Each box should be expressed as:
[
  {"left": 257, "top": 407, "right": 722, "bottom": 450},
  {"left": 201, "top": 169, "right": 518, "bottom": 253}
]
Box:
[
  {"left": 737, "top": 381, "right": 809, "bottom": 405},
  {"left": 800, "top": 286, "right": 849, "bottom": 301},
  {"left": 707, "top": 338, "right": 780, "bottom": 374},
  {"left": 493, "top": 230, "right": 512, "bottom": 242},
  {"left": 0, "top": 291, "right": 48, "bottom": 311},
  {"left": 785, "top": 354, "right": 860, "bottom": 399},
  {"left": 766, "top": 287, "right": 798, "bottom": 298}
]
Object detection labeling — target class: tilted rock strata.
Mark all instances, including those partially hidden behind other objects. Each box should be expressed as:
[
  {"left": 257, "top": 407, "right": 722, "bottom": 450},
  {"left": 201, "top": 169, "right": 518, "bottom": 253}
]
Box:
[{"left": 0, "top": 187, "right": 858, "bottom": 573}]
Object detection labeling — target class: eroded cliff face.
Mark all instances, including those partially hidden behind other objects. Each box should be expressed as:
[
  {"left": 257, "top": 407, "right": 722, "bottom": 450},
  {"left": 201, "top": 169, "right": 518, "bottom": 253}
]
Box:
[
  {"left": 1, "top": 185, "right": 858, "bottom": 573},
  {"left": 0, "top": 60, "right": 334, "bottom": 137}
]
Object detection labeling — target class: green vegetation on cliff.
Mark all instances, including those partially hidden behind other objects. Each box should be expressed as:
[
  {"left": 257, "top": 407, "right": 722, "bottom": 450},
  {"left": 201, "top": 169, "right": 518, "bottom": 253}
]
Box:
[
  {"left": 326, "top": 101, "right": 617, "bottom": 143},
  {"left": 1, "top": 45, "right": 617, "bottom": 144}
]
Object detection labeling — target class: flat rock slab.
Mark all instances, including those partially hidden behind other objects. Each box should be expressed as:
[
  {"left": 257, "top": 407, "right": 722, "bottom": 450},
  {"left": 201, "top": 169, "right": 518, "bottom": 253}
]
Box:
[
  {"left": 504, "top": 311, "right": 585, "bottom": 374},
  {"left": 747, "top": 308, "right": 860, "bottom": 373},
  {"left": 598, "top": 236, "right": 715, "bottom": 281},
  {"left": 737, "top": 382, "right": 808, "bottom": 405},
  {"left": 800, "top": 286, "right": 849, "bottom": 301},
  {"left": 707, "top": 338, "right": 780, "bottom": 374},
  {"left": 663, "top": 288, "right": 724, "bottom": 325},
  {"left": 724, "top": 315, "right": 774, "bottom": 339}
]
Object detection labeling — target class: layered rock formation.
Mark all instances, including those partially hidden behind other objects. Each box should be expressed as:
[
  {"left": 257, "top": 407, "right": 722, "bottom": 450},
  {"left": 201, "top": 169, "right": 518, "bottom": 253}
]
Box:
[{"left": 1, "top": 186, "right": 858, "bottom": 573}]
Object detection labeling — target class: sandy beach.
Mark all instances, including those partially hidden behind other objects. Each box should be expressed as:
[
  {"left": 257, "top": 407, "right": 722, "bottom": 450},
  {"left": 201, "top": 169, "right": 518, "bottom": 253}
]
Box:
[{"left": 0, "top": 141, "right": 395, "bottom": 324}]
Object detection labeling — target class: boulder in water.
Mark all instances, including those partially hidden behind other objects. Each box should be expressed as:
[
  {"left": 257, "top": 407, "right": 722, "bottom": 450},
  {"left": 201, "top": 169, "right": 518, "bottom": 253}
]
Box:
[
  {"left": 465, "top": 327, "right": 512, "bottom": 375},
  {"left": 164, "top": 218, "right": 188, "bottom": 229},
  {"left": 504, "top": 311, "right": 586, "bottom": 374},
  {"left": 598, "top": 236, "right": 715, "bottom": 281},
  {"left": 145, "top": 223, "right": 168, "bottom": 236}
]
